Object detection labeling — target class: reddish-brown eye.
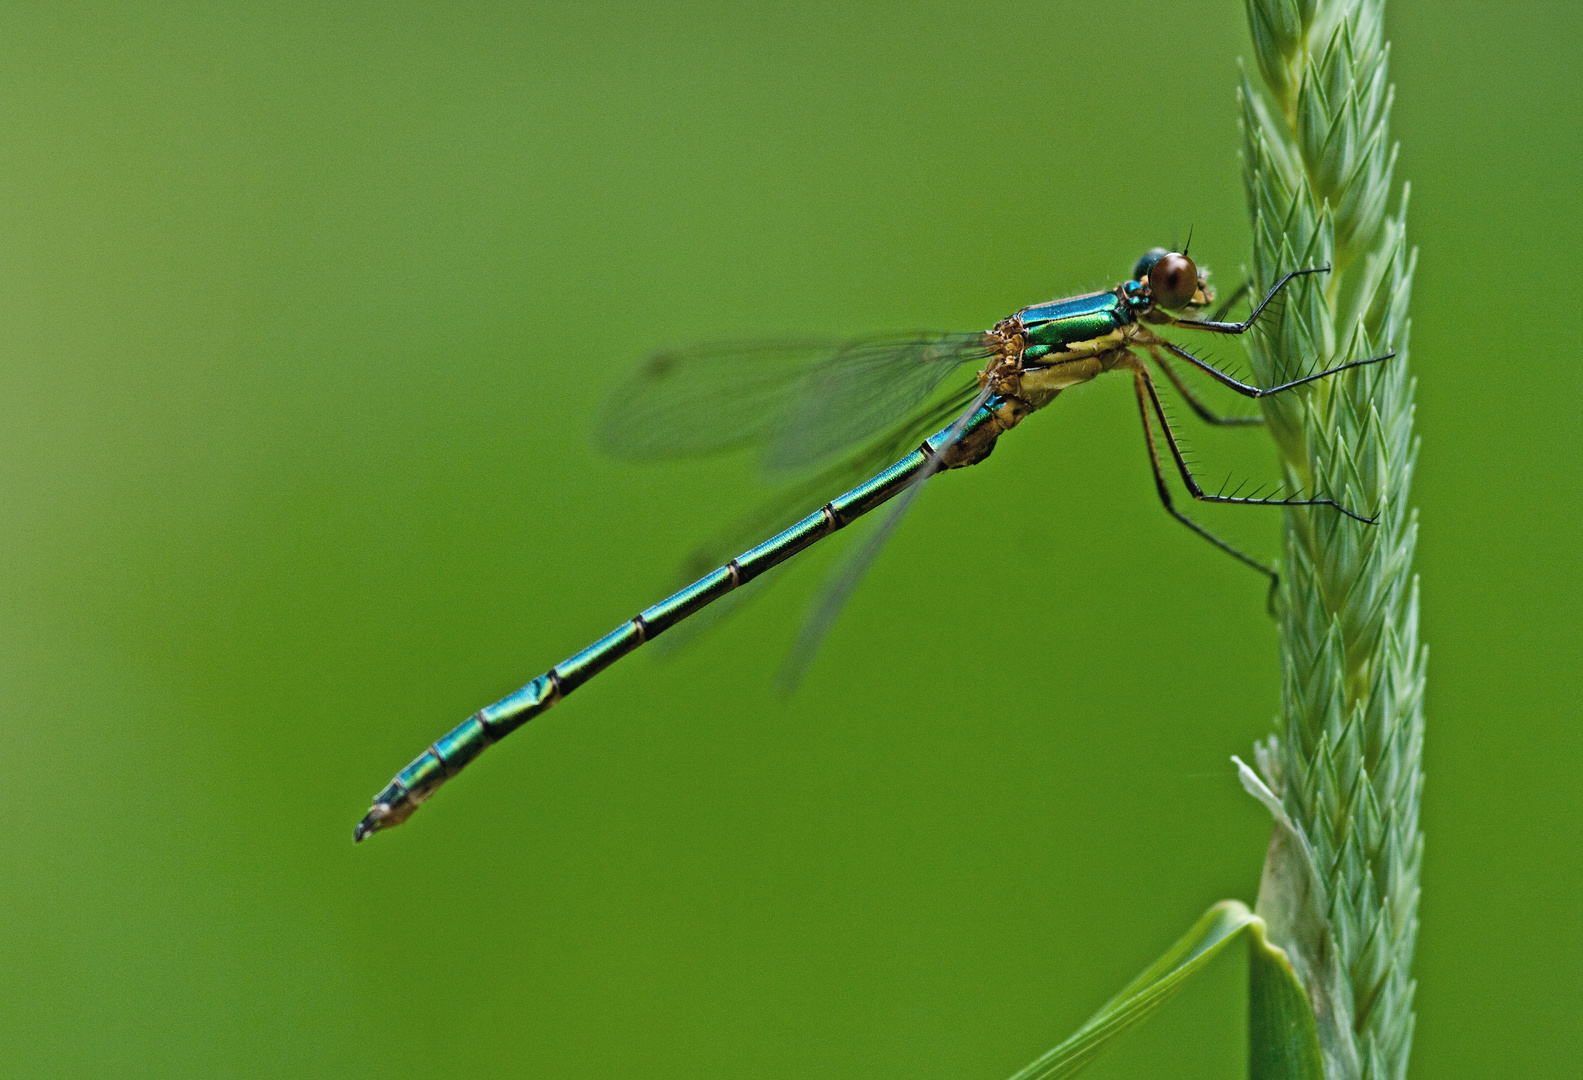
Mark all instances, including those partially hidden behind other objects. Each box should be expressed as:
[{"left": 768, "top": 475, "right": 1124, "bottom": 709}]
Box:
[{"left": 1148, "top": 252, "right": 1199, "bottom": 309}]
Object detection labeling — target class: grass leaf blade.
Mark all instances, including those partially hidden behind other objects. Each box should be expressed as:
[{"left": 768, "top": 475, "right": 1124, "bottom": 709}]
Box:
[{"left": 1006, "top": 902, "right": 1258, "bottom": 1080}]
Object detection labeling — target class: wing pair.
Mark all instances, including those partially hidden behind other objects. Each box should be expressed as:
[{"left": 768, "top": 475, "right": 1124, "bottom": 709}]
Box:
[{"left": 598, "top": 332, "right": 992, "bottom": 688}]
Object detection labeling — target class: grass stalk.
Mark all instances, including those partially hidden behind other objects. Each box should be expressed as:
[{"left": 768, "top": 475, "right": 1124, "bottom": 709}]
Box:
[{"left": 1238, "top": 1, "right": 1423, "bottom": 1077}]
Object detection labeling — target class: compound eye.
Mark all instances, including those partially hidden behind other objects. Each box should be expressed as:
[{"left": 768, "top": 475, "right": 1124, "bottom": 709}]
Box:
[
  {"left": 1132, "top": 247, "right": 1169, "bottom": 281},
  {"left": 1148, "top": 252, "right": 1199, "bottom": 309}
]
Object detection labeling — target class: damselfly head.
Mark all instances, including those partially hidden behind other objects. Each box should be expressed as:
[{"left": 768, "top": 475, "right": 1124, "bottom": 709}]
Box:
[{"left": 1132, "top": 248, "right": 1211, "bottom": 311}]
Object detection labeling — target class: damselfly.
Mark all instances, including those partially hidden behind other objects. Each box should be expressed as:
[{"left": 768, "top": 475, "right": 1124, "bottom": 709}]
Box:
[{"left": 354, "top": 248, "right": 1390, "bottom": 841}]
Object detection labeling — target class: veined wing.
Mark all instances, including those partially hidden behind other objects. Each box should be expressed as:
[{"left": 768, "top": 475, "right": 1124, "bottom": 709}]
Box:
[
  {"left": 669, "top": 384, "right": 982, "bottom": 574},
  {"left": 597, "top": 333, "right": 991, "bottom": 479},
  {"left": 640, "top": 383, "right": 983, "bottom": 656},
  {"left": 778, "top": 383, "right": 997, "bottom": 690}
]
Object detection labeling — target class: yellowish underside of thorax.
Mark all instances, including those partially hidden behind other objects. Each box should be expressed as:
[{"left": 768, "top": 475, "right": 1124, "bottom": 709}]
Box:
[
  {"left": 944, "top": 324, "right": 1142, "bottom": 469},
  {"left": 1015, "top": 325, "right": 1139, "bottom": 411}
]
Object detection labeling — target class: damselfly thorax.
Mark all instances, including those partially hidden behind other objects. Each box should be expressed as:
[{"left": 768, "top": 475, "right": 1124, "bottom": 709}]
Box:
[{"left": 952, "top": 258, "right": 1220, "bottom": 469}]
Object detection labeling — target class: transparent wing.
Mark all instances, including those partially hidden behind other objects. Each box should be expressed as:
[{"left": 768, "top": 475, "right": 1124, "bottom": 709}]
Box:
[
  {"left": 598, "top": 333, "right": 992, "bottom": 478},
  {"left": 778, "top": 385, "right": 996, "bottom": 690},
  {"left": 646, "top": 384, "right": 983, "bottom": 656},
  {"left": 672, "top": 384, "right": 982, "bottom": 572}
]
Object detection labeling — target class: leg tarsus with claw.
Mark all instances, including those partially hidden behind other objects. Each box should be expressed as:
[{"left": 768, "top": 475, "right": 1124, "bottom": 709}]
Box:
[
  {"left": 1125, "top": 359, "right": 1281, "bottom": 613},
  {"left": 1154, "top": 337, "right": 1396, "bottom": 402},
  {"left": 1129, "top": 356, "right": 1376, "bottom": 523}
]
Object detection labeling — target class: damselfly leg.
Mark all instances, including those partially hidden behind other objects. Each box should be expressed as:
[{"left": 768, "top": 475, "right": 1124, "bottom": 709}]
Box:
[
  {"left": 1143, "top": 345, "right": 1263, "bottom": 427},
  {"left": 1134, "top": 279, "right": 1263, "bottom": 426},
  {"left": 1160, "top": 265, "right": 1396, "bottom": 397},
  {"left": 1166, "top": 266, "right": 1328, "bottom": 335},
  {"left": 1124, "top": 355, "right": 1281, "bottom": 607},
  {"left": 1132, "top": 351, "right": 1380, "bottom": 521},
  {"left": 1120, "top": 273, "right": 1392, "bottom": 609},
  {"left": 1156, "top": 336, "right": 1394, "bottom": 401}
]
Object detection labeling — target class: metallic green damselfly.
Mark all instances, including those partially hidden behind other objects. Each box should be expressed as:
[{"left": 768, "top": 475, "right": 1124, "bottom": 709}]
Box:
[{"left": 354, "top": 249, "right": 1390, "bottom": 841}]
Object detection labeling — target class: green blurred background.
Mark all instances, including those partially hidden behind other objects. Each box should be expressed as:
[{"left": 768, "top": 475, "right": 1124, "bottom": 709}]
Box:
[{"left": 1, "top": 1, "right": 1576, "bottom": 1076}]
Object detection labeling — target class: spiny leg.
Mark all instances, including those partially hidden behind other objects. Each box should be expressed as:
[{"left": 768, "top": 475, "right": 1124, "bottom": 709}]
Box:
[
  {"left": 1143, "top": 345, "right": 1262, "bottom": 427},
  {"left": 1153, "top": 335, "right": 1394, "bottom": 401},
  {"left": 1129, "top": 357, "right": 1376, "bottom": 523},
  {"left": 1126, "top": 361, "right": 1280, "bottom": 609},
  {"left": 1168, "top": 266, "right": 1328, "bottom": 335}
]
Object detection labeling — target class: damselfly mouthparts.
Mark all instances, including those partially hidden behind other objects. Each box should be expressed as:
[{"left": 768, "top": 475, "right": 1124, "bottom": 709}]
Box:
[{"left": 354, "top": 248, "right": 1390, "bottom": 841}]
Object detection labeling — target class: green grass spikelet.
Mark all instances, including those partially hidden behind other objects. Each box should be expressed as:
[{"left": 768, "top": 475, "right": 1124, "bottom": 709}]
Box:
[{"left": 1239, "top": 0, "right": 1423, "bottom": 1077}]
